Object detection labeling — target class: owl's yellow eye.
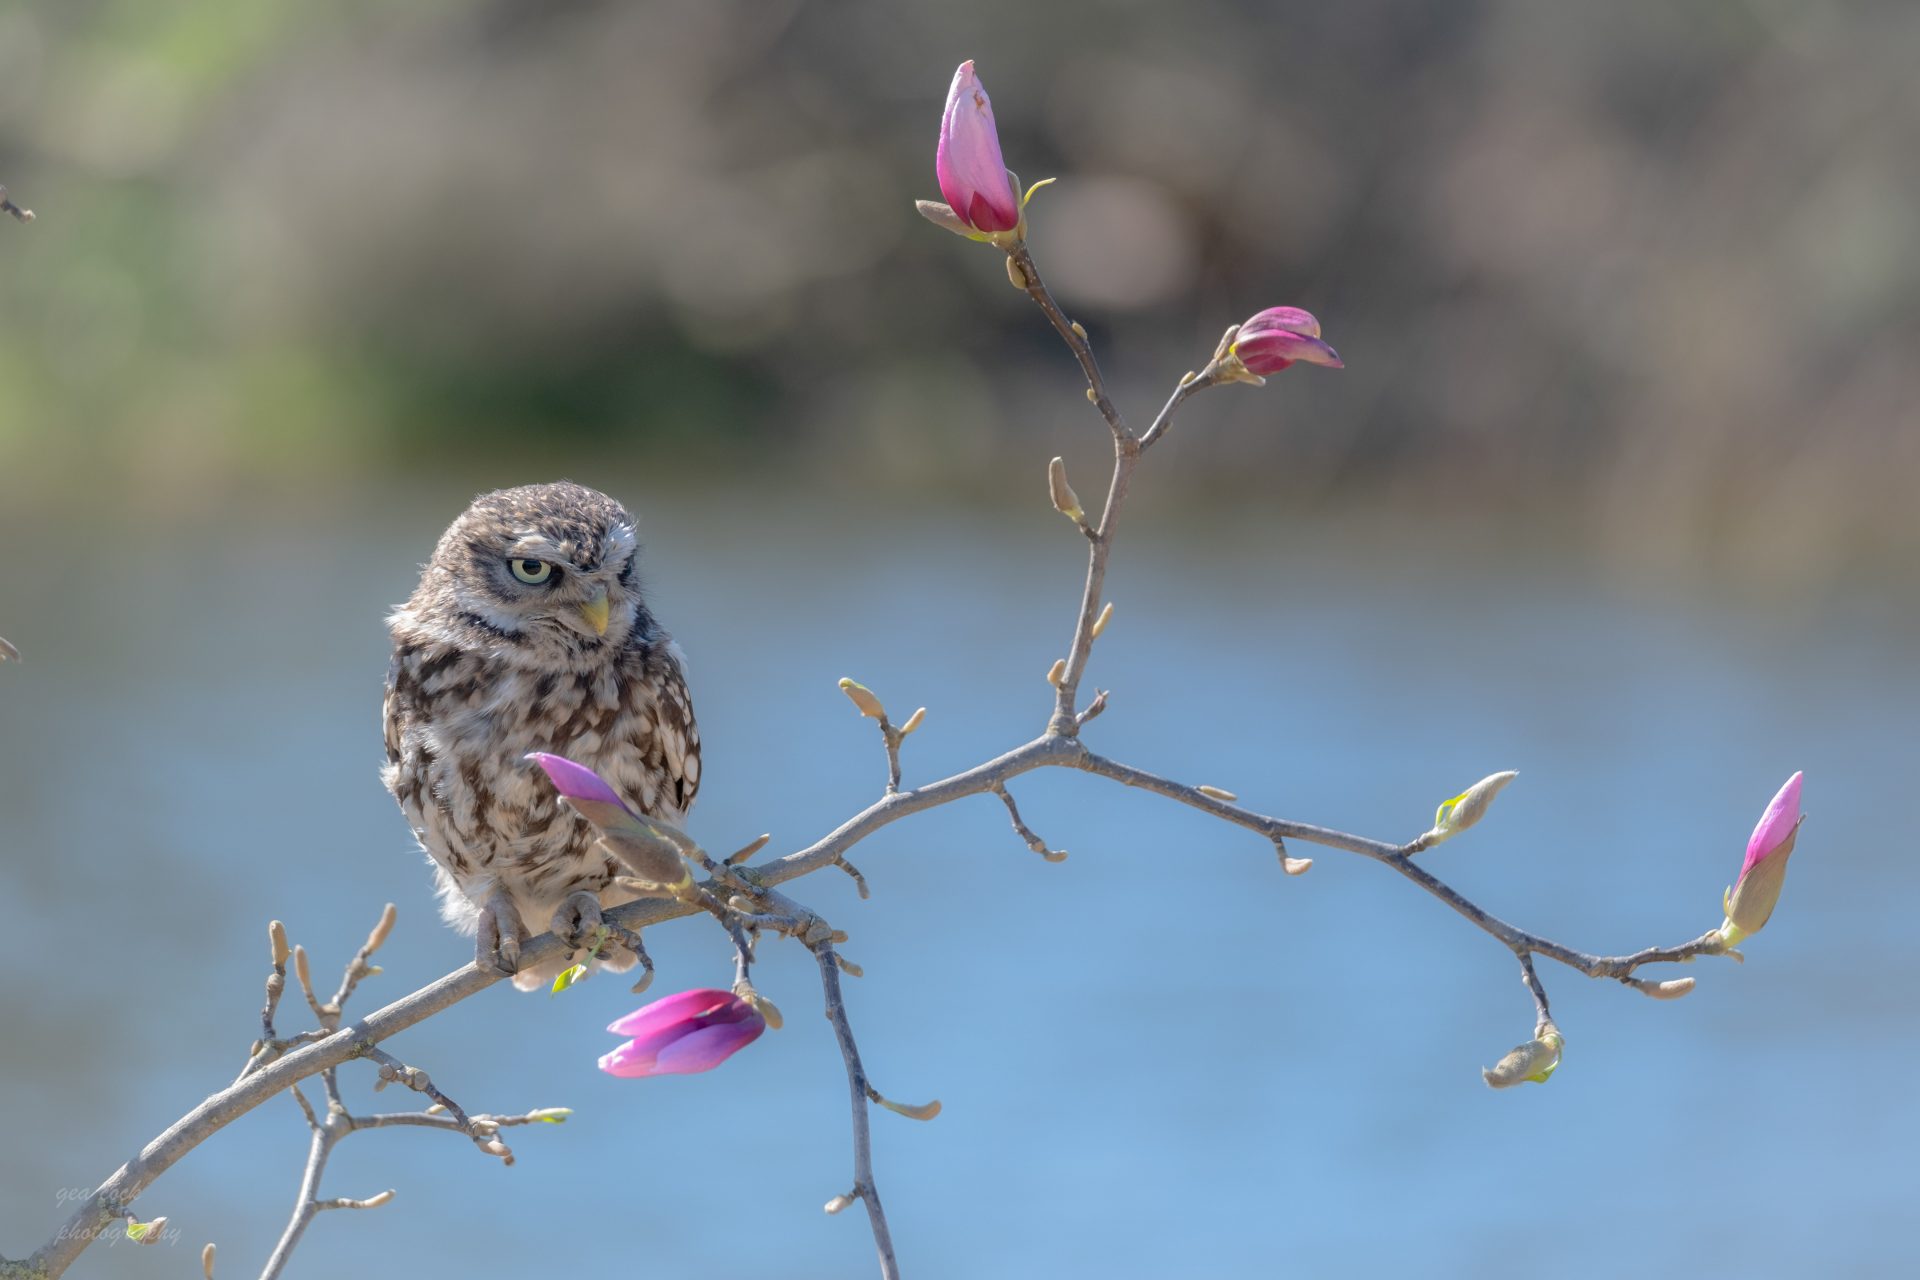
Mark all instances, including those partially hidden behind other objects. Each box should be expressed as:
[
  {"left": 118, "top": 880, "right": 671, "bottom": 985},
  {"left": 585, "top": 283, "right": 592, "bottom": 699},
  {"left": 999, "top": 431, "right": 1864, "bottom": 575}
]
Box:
[{"left": 509, "top": 558, "right": 554, "bottom": 585}]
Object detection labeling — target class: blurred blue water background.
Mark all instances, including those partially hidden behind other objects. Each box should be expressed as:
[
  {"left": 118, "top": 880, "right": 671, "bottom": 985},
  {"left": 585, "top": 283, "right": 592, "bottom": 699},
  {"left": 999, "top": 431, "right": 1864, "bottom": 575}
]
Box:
[{"left": 1, "top": 476, "right": 1913, "bottom": 1277}]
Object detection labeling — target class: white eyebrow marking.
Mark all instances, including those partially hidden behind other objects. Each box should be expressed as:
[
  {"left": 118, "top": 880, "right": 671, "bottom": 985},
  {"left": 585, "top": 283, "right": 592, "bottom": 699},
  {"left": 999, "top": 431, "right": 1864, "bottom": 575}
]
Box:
[{"left": 505, "top": 533, "right": 569, "bottom": 560}]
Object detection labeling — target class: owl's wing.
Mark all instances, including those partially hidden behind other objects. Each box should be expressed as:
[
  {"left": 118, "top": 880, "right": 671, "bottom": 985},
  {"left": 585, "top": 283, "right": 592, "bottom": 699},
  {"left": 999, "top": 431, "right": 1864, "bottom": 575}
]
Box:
[
  {"left": 381, "top": 648, "right": 408, "bottom": 768},
  {"left": 651, "top": 657, "right": 701, "bottom": 817}
]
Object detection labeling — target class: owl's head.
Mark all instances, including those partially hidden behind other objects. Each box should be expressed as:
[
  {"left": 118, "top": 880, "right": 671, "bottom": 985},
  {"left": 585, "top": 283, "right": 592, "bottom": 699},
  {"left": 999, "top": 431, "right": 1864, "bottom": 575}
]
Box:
[{"left": 405, "top": 481, "right": 656, "bottom": 665}]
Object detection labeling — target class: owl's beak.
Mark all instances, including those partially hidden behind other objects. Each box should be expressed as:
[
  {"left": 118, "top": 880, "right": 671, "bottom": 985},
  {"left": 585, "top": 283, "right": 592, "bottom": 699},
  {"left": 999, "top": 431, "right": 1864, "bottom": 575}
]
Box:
[{"left": 579, "top": 587, "right": 611, "bottom": 637}]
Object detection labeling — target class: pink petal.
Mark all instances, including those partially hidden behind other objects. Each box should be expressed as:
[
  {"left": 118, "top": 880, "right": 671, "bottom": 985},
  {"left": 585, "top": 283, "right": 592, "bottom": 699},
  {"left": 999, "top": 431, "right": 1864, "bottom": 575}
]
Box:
[
  {"left": 937, "top": 61, "right": 1019, "bottom": 233},
  {"left": 598, "top": 1039, "right": 664, "bottom": 1078},
  {"left": 527, "top": 753, "right": 627, "bottom": 809},
  {"left": 606, "top": 988, "right": 735, "bottom": 1038},
  {"left": 1741, "top": 771, "right": 1804, "bottom": 879},
  {"left": 1240, "top": 306, "right": 1323, "bottom": 339},
  {"left": 1235, "top": 330, "right": 1343, "bottom": 374},
  {"left": 649, "top": 1018, "right": 767, "bottom": 1075}
]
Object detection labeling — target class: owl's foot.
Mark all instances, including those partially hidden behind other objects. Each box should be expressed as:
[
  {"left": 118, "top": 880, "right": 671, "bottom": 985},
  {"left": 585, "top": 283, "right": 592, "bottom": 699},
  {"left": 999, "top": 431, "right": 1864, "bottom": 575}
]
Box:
[
  {"left": 475, "top": 890, "right": 530, "bottom": 976},
  {"left": 552, "top": 891, "right": 652, "bottom": 992},
  {"left": 551, "top": 890, "right": 606, "bottom": 952}
]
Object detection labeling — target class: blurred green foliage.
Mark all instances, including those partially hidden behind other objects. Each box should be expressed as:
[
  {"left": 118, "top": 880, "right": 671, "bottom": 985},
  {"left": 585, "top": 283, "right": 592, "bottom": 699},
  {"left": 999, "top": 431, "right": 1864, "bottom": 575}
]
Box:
[{"left": 1, "top": 0, "right": 1915, "bottom": 582}]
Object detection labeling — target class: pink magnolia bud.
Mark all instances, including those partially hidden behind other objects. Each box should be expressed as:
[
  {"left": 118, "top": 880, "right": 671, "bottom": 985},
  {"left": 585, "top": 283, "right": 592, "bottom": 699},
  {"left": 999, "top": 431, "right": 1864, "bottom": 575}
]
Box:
[
  {"left": 1721, "top": 772, "right": 1805, "bottom": 944},
  {"left": 600, "top": 988, "right": 767, "bottom": 1078},
  {"left": 937, "top": 61, "right": 1021, "bottom": 234},
  {"left": 526, "top": 752, "right": 688, "bottom": 888},
  {"left": 1231, "top": 306, "right": 1343, "bottom": 375}
]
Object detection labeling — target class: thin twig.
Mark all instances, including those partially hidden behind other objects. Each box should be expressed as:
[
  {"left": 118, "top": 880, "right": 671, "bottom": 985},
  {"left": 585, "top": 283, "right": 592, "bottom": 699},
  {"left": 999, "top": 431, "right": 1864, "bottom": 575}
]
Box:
[
  {"left": 879, "top": 717, "right": 903, "bottom": 794},
  {"left": 811, "top": 941, "right": 901, "bottom": 1280},
  {"left": 1006, "top": 243, "right": 1126, "bottom": 441},
  {"left": 288, "top": 1084, "right": 320, "bottom": 1133},
  {"left": 356, "top": 1045, "right": 509, "bottom": 1163},
  {"left": 259, "top": 1096, "right": 556, "bottom": 1280},
  {"left": 1518, "top": 952, "right": 1553, "bottom": 1026},
  {"left": 329, "top": 903, "right": 396, "bottom": 1014},
  {"left": 993, "top": 784, "right": 1066, "bottom": 862},
  {"left": 258, "top": 1124, "right": 335, "bottom": 1280},
  {"left": 1138, "top": 368, "right": 1220, "bottom": 452},
  {"left": 351, "top": 1109, "right": 567, "bottom": 1133}
]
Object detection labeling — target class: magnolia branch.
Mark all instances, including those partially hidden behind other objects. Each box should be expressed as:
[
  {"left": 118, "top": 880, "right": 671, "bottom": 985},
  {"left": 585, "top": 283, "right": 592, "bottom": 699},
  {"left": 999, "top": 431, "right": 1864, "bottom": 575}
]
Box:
[
  {"left": 7, "top": 156, "right": 1748, "bottom": 1280},
  {"left": 0, "top": 645, "right": 1737, "bottom": 1279},
  {"left": 0, "top": 498, "right": 1735, "bottom": 1280}
]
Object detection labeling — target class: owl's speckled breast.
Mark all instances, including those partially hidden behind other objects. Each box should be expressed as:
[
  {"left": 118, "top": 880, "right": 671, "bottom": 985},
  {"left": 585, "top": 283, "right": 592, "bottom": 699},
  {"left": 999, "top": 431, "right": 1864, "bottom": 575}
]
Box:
[{"left": 382, "top": 633, "right": 699, "bottom": 931}]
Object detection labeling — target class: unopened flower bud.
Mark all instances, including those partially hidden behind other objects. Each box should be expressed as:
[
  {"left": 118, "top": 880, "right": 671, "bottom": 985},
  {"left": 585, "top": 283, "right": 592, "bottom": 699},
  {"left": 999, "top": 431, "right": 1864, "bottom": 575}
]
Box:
[
  {"left": 877, "top": 1096, "right": 943, "bottom": 1121},
  {"left": 734, "top": 982, "right": 784, "bottom": 1031},
  {"left": 268, "top": 920, "right": 290, "bottom": 967},
  {"left": 898, "top": 707, "right": 926, "bottom": 737},
  {"left": 1045, "top": 658, "right": 1066, "bottom": 686},
  {"left": 838, "top": 855, "right": 871, "bottom": 899},
  {"left": 1482, "top": 1023, "right": 1563, "bottom": 1089},
  {"left": 601, "top": 989, "right": 769, "bottom": 1077},
  {"left": 824, "top": 1193, "right": 857, "bottom": 1215},
  {"left": 1197, "top": 784, "right": 1238, "bottom": 802},
  {"left": 838, "top": 677, "right": 887, "bottom": 720},
  {"left": 202, "top": 1242, "right": 216, "bottom": 1279},
  {"left": 365, "top": 902, "right": 397, "bottom": 953},
  {"left": 1630, "top": 976, "right": 1696, "bottom": 1000},
  {"left": 1048, "top": 456, "right": 1085, "bottom": 523},
  {"left": 528, "top": 753, "right": 690, "bottom": 888},
  {"left": 725, "top": 833, "right": 772, "bottom": 865},
  {"left": 1281, "top": 856, "right": 1313, "bottom": 876},
  {"left": 1416, "top": 771, "right": 1518, "bottom": 848},
  {"left": 1719, "top": 772, "right": 1805, "bottom": 946},
  {"left": 1226, "top": 306, "right": 1343, "bottom": 380},
  {"left": 1090, "top": 602, "right": 1114, "bottom": 638},
  {"left": 935, "top": 62, "right": 1020, "bottom": 235}
]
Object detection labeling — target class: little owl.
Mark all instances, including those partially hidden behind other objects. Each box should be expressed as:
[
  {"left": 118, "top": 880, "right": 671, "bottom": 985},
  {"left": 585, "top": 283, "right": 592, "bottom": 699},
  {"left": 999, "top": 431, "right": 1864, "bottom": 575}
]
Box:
[{"left": 383, "top": 481, "right": 698, "bottom": 991}]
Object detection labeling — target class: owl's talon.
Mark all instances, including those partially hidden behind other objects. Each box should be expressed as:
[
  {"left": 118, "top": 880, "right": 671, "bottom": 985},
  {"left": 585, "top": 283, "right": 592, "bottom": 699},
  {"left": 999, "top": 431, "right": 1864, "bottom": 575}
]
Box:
[
  {"left": 476, "top": 891, "right": 529, "bottom": 976},
  {"left": 551, "top": 890, "right": 605, "bottom": 953}
]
